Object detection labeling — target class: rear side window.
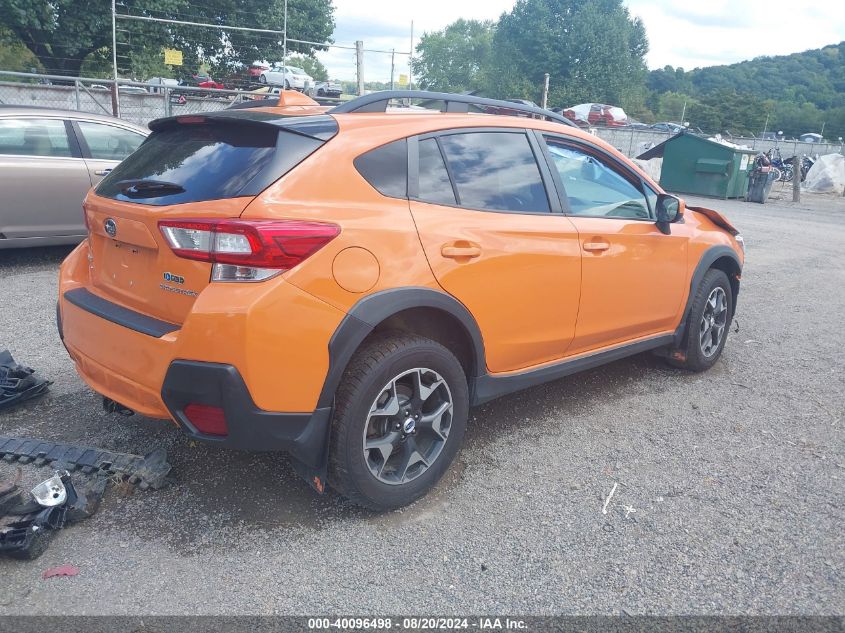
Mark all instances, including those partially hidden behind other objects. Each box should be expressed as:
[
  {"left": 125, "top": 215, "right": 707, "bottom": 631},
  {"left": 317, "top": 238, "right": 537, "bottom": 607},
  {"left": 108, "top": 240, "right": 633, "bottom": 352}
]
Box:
[
  {"left": 96, "top": 122, "right": 322, "bottom": 205},
  {"left": 417, "top": 138, "right": 456, "bottom": 205},
  {"left": 0, "top": 118, "right": 71, "bottom": 158},
  {"left": 438, "top": 132, "right": 549, "bottom": 213},
  {"left": 354, "top": 139, "right": 407, "bottom": 198}
]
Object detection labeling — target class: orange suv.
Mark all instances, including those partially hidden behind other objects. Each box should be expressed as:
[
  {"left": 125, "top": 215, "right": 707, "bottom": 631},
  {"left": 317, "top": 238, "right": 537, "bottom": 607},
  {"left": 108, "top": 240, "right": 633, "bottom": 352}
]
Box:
[{"left": 57, "top": 91, "right": 744, "bottom": 510}]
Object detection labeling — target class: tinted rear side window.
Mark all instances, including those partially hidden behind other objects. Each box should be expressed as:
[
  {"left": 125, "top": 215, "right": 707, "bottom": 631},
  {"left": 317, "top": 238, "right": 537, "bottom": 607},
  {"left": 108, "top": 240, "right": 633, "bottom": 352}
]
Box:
[
  {"left": 354, "top": 139, "right": 407, "bottom": 198},
  {"left": 438, "top": 132, "right": 549, "bottom": 213},
  {"left": 96, "top": 122, "right": 322, "bottom": 205},
  {"left": 417, "top": 138, "right": 456, "bottom": 206}
]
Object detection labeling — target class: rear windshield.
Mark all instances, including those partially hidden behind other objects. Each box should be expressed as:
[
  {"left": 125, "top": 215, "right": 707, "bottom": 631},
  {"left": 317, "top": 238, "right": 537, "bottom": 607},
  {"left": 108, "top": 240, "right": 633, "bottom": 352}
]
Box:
[{"left": 95, "top": 122, "right": 317, "bottom": 205}]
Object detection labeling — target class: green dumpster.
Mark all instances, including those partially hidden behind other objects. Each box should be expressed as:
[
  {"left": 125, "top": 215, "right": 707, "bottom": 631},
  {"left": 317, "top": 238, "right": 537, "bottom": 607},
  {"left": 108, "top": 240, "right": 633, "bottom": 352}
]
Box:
[{"left": 654, "top": 133, "right": 756, "bottom": 199}]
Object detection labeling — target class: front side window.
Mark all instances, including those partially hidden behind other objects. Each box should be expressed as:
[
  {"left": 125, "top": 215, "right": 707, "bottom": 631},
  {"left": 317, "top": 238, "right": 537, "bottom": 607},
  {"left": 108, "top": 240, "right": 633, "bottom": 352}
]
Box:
[
  {"left": 0, "top": 118, "right": 71, "bottom": 158},
  {"left": 77, "top": 121, "right": 146, "bottom": 161},
  {"left": 438, "top": 132, "right": 549, "bottom": 213},
  {"left": 544, "top": 138, "right": 651, "bottom": 219}
]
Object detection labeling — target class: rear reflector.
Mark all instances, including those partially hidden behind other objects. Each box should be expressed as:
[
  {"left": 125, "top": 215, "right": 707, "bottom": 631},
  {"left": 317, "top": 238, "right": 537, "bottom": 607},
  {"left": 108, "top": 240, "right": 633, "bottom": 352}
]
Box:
[
  {"left": 183, "top": 403, "right": 228, "bottom": 436},
  {"left": 158, "top": 219, "right": 340, "bottom": 281}
]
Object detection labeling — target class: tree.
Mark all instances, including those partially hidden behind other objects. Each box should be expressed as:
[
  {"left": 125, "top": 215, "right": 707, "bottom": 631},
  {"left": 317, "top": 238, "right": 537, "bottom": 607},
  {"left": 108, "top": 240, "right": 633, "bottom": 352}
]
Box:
[
  {"left": 286, "top": 53, "right": 328, "bottom": 81},
  {"left": 487, "top": 0, "right": 649, "bottom": 108},
  {"left": 412, "top": 19, "right": 494, "bottom": 93},
  {"left": 0, "top": 0, "right": 335, "bottom": 79}
]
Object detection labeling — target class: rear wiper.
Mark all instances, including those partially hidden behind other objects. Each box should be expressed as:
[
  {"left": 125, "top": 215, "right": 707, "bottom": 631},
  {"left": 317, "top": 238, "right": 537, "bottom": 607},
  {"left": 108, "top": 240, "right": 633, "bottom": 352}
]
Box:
[{"left": 116, "top": 179, "right": 185, "bottom": 198}]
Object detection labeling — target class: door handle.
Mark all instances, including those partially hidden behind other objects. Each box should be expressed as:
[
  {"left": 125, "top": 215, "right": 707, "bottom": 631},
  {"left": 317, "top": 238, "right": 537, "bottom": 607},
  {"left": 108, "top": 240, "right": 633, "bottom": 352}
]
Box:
[
  {"left": 583, "top": 239, "right": 610, "bottom": 252},
  {"left": 441, "top": 242, "right": 481, "bottom": 260},
  {"left": 95, "top": 168, "right": 113, "bottom": 176}
]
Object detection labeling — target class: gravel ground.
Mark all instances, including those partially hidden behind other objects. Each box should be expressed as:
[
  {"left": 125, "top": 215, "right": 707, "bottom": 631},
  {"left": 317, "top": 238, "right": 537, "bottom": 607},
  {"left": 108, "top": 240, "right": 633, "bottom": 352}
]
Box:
[{"left": 0, "top": 192, "right": 843, "bottom": 615}]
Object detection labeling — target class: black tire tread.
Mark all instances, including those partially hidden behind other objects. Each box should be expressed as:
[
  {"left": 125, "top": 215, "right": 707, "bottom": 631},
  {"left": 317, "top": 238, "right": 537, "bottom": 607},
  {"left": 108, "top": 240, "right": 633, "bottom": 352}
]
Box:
[
  {"left": 670, "top": 268, "right": 732, "bottom": 372},
  {"left": 328, "top": 331, "right": 462, "bottom": 510}
]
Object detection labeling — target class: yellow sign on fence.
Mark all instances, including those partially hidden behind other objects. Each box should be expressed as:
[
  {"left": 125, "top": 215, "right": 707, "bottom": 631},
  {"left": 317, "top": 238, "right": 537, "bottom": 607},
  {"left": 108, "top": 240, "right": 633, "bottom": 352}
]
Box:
[
  {"left": 398, "top": 74, "right": 408, "bottom": 86},
  {"left": 163, "top": 49, "right": 183, "bottom": 65}
]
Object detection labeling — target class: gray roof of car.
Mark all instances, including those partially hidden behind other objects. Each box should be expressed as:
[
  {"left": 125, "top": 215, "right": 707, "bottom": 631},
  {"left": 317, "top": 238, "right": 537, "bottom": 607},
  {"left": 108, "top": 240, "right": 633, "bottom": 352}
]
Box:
[{"left": 0, "top": 105, "right": 148, "bottom": 133}]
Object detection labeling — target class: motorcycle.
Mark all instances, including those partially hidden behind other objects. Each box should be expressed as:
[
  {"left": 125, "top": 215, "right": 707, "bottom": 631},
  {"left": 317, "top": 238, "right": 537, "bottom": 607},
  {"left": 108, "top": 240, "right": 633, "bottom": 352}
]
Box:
[
  {"left": 784, "top": 155, "right": 815, "bottom": 182},
  {"left": 765, "top": 147, "right": 793, "bottom": 182}
]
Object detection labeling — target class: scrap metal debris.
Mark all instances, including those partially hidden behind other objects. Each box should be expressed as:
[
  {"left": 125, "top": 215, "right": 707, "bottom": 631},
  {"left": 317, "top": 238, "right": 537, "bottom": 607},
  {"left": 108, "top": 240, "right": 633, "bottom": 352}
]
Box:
[
  {"left": 0, "top": 436, "right": 171, "bottom": 560},
  {"left": 0, "top": 470, "right": 98, "bottom": 560},
  {"left": 0, "top": 350, "right": 51, "bottom": 411},
  {"left": 0, "top": 436, "right": 172, "bottom": 490}
]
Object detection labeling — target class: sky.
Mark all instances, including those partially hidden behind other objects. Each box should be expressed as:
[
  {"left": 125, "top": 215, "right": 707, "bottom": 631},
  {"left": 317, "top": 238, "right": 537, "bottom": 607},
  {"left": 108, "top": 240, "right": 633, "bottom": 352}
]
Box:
[{"left": 314, "top": 0, "right": 845, "bottom": 82}]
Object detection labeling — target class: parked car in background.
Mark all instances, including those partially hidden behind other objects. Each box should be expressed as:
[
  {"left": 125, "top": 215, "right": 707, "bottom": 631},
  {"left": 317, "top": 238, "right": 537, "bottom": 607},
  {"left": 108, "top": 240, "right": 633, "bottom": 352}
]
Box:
[
  {"left": 146, "top": 77, "right": 180, "bottom": 94},
  {"left": 312, "top": 81, "right": 342, "bottom": 98},
  {"left": 258, "top": 65, "right": 313, "bottom": 91},
  {"left": 186, "top": 74, "right": 226, "bottom": 90},
  {"left": 564, "top": 103, "right": 628, "bottom": 127},
  {"left": 799, "top": 133, "right": 823, "bottom": 143},
  {"left": 0, "top": 106, "right": 148, "bottom": 249},
  {"left": 651, "top": 122, "right": 685, "bottom": 134}
]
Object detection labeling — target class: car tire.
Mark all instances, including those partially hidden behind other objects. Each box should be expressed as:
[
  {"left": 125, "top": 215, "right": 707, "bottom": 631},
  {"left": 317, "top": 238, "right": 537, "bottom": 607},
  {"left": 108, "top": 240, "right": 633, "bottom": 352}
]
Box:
[
  {"left": 669, "top": 268, "right": 733, "bottom": 372},
  {"left": 318, "top": 88, "right": 325, "bottom": 97},
  {"left": 259, "top": 75, "right": 267, "bottom": 84},
  {"left": 328, "top": 331, "right": 468, "bottom": 511},
  {"left": 284, "top": 79, "right": 291, "bottom": 90}
]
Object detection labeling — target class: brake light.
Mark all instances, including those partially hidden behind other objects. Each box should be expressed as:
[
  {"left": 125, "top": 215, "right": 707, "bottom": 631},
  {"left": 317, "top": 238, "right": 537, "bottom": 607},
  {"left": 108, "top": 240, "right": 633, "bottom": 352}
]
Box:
[
  {"left": 184, "top": 403, "right": 227, "bottom": 436},
  {"left": 158, "top": 218, "right": 340, "bottom": 282}
]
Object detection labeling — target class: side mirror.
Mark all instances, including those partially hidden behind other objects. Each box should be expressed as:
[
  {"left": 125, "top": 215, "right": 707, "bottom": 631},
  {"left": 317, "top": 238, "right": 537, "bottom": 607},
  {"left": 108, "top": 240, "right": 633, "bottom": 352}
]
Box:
[{"left": 655, "top": 194, "right": 682, "bottom": 235}]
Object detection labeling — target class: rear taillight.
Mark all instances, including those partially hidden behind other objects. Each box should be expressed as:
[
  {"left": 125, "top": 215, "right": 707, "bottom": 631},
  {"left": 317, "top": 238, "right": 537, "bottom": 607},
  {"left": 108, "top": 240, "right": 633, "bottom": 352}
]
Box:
[
  {"left": 158, "top": 219, "right": 340, "bottom": 282},
  {"left": 184, "top": 403, "right": 227, "bottom": 436}
]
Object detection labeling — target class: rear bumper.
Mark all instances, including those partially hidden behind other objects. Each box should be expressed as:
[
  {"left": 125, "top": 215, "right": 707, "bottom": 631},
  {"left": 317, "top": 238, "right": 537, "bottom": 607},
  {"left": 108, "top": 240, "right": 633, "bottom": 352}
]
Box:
[
  {"left": 57, "top": 240, "right": 345, "bottom": 460},
  {"left": 162, "top": 360, "right": 332, "bottom": 466}
]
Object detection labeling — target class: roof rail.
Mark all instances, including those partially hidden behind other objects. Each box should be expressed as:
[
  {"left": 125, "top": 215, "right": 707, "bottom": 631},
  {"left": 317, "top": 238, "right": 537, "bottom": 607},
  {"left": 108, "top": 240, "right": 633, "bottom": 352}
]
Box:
[{"left": 328, "top": 90, "right": 577, "bottom": 128}]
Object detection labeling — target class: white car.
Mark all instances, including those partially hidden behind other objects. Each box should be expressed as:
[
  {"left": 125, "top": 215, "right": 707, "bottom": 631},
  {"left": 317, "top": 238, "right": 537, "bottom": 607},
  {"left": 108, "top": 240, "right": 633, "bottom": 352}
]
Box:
[{"left": 258, "top": 65, "right": 313, "bottom": 91}]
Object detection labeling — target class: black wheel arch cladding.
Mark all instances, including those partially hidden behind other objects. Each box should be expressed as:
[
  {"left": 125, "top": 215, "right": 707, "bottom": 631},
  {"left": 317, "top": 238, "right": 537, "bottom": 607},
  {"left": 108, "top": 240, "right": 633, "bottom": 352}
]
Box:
[
  {"left": 673, "top": 245, "right": 742, "bottom": 347},
  {"left": 316, "top": 288, "right": 486, "bottom": 409}
]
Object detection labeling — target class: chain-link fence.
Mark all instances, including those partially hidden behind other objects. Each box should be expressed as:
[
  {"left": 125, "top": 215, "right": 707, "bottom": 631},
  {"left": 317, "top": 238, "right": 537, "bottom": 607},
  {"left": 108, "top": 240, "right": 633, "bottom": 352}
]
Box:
[
  {"left": 2, "top": 70, "right": 844, "bottom": 161},
  {"left": 590, "top": 126, "right": 843, "bottom": 159},
  {"left": 0, "top": 70, "right": 344, "bottom": 126}
]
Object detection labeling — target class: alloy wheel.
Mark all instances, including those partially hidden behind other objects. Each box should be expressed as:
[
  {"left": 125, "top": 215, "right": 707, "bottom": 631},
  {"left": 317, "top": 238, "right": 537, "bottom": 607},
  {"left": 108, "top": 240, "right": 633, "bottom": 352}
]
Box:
[
  {"left": 362, "top": 368, "right": 453, "bottom": 485},
  {"left": 699, "top": 287, "right": 728, "bottom": 357}
]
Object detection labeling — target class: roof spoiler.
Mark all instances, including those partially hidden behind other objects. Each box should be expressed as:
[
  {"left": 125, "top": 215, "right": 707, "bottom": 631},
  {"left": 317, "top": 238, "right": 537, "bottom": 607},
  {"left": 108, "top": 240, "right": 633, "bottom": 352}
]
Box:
[{"left": 226, "top": 89, "right": 322, "bottom": 110}]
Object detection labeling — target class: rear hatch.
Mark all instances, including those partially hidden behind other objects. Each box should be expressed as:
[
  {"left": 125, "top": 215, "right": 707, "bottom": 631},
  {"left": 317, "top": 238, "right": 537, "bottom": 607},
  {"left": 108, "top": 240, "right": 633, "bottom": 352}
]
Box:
[{"left": 84, "top": 110, "right": 337, "bottom": 324}]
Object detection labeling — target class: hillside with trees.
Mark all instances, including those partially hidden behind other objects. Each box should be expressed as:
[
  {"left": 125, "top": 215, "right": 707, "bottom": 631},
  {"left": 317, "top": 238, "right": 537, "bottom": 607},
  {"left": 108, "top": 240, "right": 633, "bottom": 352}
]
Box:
[
  {"left": 646, "top": 42, "right": 845, "bottom": 138},
  {"left": 412, "top": 2, "right": 844, "bottom": 139}
]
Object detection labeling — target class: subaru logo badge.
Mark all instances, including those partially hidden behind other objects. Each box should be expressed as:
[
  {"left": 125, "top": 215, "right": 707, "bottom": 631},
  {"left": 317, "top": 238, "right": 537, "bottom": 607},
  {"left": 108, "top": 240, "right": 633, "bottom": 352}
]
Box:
[{"left": 104, "top": 218, "right": 117, "bottom": 238}]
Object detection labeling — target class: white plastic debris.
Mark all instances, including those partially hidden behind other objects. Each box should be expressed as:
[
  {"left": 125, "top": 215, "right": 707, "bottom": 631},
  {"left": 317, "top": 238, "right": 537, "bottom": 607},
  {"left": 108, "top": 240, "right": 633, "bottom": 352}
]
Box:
[
  {"left": 31, "top": 473, "right": 67, "bottom": 507},
  {"left": 803, "top": 154, "right": 845, "bottom": 194},
  {"left": 602, "top": 482, "right": 618, "bottom": 515}
]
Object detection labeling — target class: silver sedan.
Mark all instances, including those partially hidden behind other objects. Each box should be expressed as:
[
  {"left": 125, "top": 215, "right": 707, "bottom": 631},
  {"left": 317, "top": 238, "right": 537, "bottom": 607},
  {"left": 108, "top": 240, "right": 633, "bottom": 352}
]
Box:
[{"left": 0, "top": 106, "right": 148, "bottom": 249}]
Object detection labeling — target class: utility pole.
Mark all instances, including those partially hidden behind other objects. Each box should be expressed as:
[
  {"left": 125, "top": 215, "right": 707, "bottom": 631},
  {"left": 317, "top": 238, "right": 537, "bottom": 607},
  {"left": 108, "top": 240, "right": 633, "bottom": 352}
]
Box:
[
  {"left": 111, "top": 0, "right": 120, "bottom": 117},
  {"left": 408, "top": 20, "right": 414, "bottom": 91},
  {"left": 390, "top": 49, "right": 395, "bottom": 90},
  {"left": 541, "top": 73, "right": 550, "bottom": 110},
  {"left": 282, "top": 0, "right": 288, "bottom": 64},
  {"left": 792, "top": 151, "right": 801, "bottom": 203},
  {"left": 355, "top": 40, "right": 364, "bottom": 96},
  {"left": 680, "top": 99, "right": 686, "bottom": 124}
]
